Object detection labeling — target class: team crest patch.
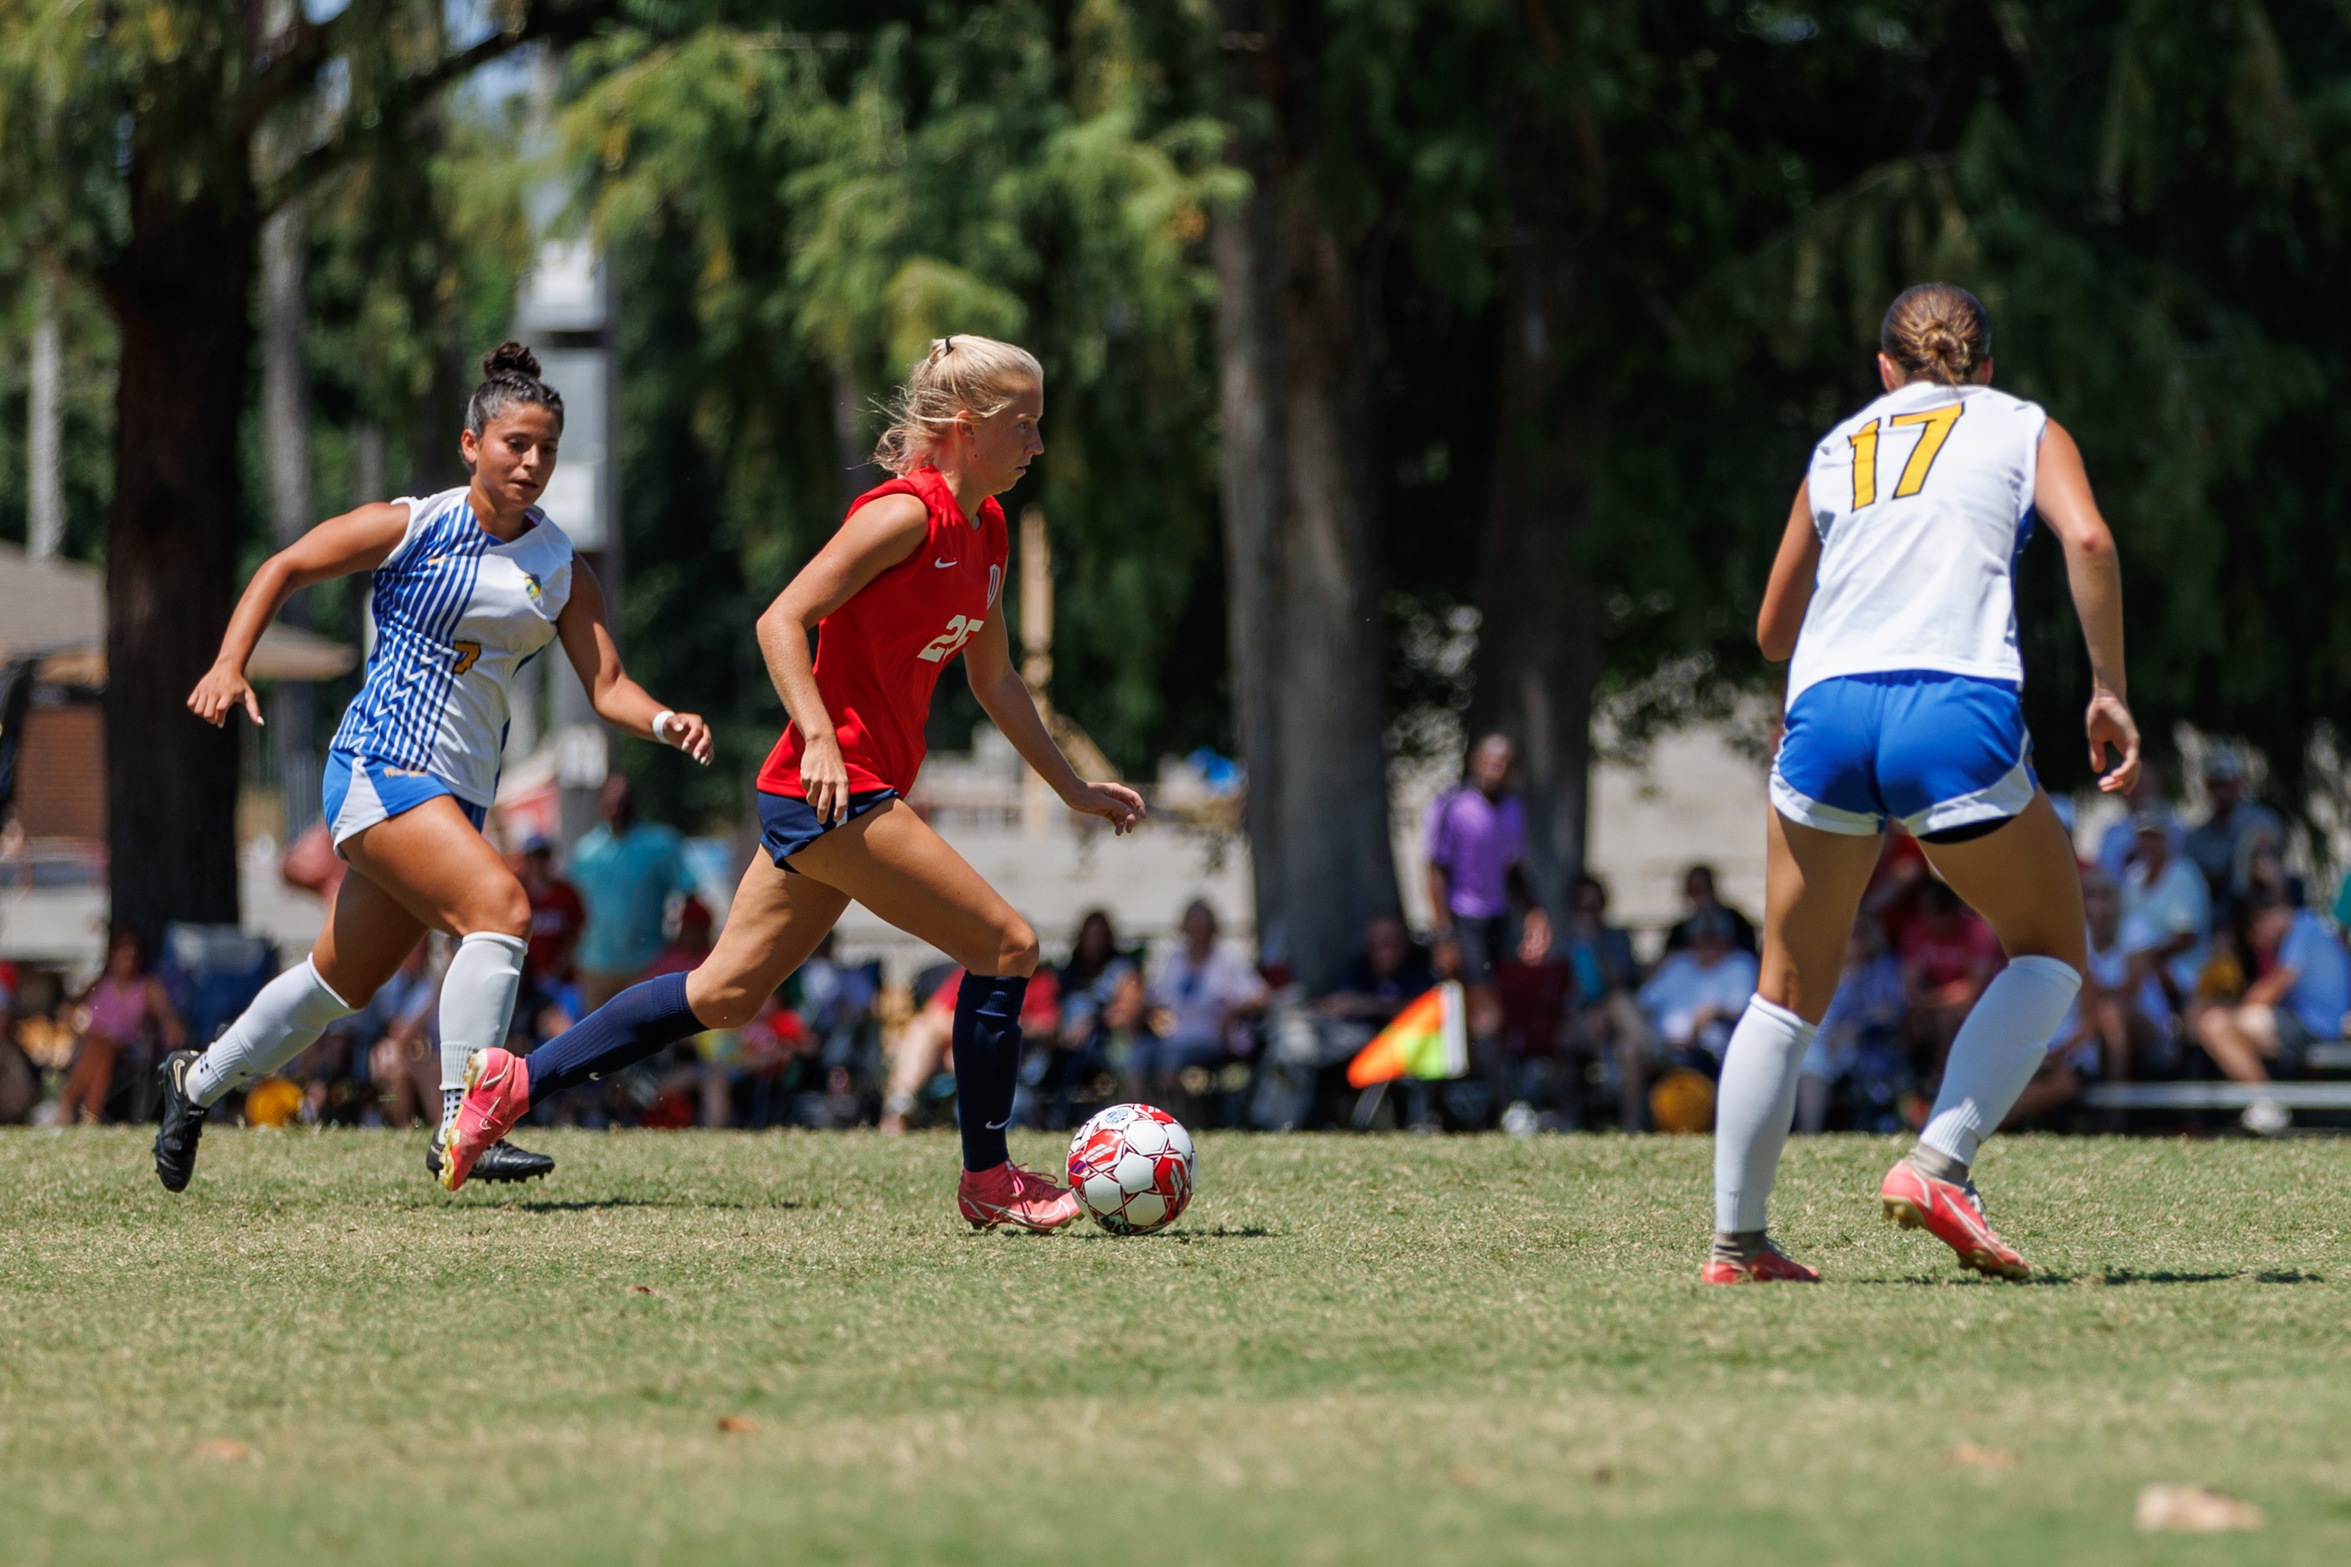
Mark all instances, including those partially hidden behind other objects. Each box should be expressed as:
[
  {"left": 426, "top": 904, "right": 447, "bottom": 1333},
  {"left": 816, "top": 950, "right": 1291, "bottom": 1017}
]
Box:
[
  {"left": 521, "top": 570, "right": 542, "bottom": 601},
  {"left": 987, "top": 564, "right": 1003, "bottom": 608}
]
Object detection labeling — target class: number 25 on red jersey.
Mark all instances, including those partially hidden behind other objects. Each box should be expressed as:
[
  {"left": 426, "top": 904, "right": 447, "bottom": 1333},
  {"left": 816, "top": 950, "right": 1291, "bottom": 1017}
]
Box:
[{"left": 917, "top": 614, "right": 981, "bottom": 664}]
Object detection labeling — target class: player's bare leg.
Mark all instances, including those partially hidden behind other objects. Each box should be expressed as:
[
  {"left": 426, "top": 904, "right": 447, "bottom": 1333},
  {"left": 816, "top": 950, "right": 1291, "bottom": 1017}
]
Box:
[
  {"left": 789, "top": 802, "right": 1077, "bottom": 1230},
  {"left": 1882, "top": 793, "right": 2087, "bottom": 1279}
]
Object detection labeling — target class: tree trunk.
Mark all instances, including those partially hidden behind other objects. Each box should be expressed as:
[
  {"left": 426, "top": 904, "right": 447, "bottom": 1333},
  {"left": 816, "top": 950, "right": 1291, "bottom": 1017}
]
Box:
[
  {"left": 1211, "top": 140, "right": 1288, "bottom": 970},
  {"left": 1472, "top": 20, "right": 1605, "bottom": 915},
  {"left": 102, "top": 163, "right": 258, "bottom": 949},
  {"left": 28, "top": 278, "right": 63, "bottom": 561},
  {"left": 262, "top": 200, "right": 321, "bottom": 839},
  {"left": 1472, "top": 237, "right": 1603, "bottom": 912},
  {"left": 1214, "top": 1, "right": 1400, "bottom": 990},
  {"left": 1271, "top": 204, "right": 1398, "bottom": 989}
]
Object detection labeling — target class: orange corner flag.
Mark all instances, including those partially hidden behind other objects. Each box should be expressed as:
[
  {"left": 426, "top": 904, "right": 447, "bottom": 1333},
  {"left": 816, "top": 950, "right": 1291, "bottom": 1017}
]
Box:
[{"left": 1346, "top": 981, "right": 1469, "bottom": 1088}]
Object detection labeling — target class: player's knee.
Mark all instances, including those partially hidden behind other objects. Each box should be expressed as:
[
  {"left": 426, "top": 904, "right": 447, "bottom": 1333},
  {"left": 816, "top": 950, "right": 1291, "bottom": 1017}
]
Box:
[
  {"left": 456, "top": 885, "right": 533, "bottom": 943},
  {"left": 700, "top": 990, "right": 764, "bottom": 1031},
  {"left": 993, "top": 918, "right": 1040, "bottom": 978}
]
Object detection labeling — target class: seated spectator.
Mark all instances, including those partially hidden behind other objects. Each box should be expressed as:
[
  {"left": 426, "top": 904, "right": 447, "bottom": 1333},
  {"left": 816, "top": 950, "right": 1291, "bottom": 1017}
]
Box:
[
  {"left": 2195, "top": 897, "right": 2351, "bottom": 1129},
  {"left": 1135, "top": 900, "right": 1265, "bottom": 1107},
  {"left": 1494, "top": 918, "right": 1575, "bottom": 1128},
  {"left": 1556, "top": 874, "right": 1649, "bottom": 1132},
  {"left": 1638, "top": 907, "right": 1757, "bottom": 1066},
  {"left": 2119, "top": 808, "right": 2210, "bottom": 1015},
  {"left": 1796, "top": 920, "right": 1907, "bottom": 1133},
  {"left": 516, "top": 835, "right": 585, "bottom": 987},
  {"left": 2183, "top": 751, "right": 2283, "bottom": 919},
  {"left": 58, "top": 926, "right": 183, "bottom": 1125},
  {"left": 2232, "top": 833, "right": 2295, "bottom": 913},
  {"left": 1663, "top": 864, "right": 1758, "bottom": 956},
  {"left": 1319, "top": 913, "right": 1435, "bottom": 1026},
  {"left": 1028, "top": 909, "right": 1143, "bottom": 1130},
  {"left": 1900, "top": 879, "right": 2001, "bottom": 1074},
  {"left": 2093, "top": 761, "right": 2176, "bottom": 883},
  {"left": 2073, "top": 868, "right": 2175, "bottom": 1082},
  {"left": 366, "top": 943, "right": 444, "bottom": 1129}
]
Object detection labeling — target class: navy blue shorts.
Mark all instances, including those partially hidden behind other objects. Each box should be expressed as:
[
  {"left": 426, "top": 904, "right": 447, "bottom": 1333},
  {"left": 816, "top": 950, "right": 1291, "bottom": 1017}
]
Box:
[
  {"left": 1770, "top": 671, "right": 2036, "bottom": 839},
  {"left": 757, "top": 788, "right": 897, "bottom": 868}
]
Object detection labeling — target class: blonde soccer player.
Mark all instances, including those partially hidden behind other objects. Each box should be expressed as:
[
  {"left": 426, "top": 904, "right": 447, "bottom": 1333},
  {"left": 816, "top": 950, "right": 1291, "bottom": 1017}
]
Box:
[{"left": 440, "top": 337, "right": 1143, "bottom": 1229}]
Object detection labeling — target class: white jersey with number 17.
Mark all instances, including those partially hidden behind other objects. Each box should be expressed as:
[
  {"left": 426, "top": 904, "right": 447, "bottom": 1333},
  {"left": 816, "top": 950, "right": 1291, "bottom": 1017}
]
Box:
[{"left": 1787, "top": 380, "right": 2048, "bottom": 705}]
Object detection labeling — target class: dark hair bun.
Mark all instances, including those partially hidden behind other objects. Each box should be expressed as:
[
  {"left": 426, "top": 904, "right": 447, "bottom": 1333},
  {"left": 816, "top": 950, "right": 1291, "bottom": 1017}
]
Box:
[{"left": 482, "top": 340, "right": 542, "bottom": 381}]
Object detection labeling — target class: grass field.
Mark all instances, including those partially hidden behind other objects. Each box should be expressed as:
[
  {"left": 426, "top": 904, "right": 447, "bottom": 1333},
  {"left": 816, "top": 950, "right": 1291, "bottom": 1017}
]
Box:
[{"left": 2, "top": 1128, "right": 2348, "bottom": 1565}]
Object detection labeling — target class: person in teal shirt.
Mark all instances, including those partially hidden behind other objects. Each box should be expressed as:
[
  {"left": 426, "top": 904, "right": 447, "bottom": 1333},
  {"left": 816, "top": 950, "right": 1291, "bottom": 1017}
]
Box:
[{"left": 571, "top": 776, "right": 696, "bottom": 1009}]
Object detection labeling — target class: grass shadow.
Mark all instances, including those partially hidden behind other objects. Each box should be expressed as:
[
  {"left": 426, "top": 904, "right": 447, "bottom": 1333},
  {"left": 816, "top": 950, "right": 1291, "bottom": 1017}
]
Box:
[
  {"left": 505, "top": 1212, "right": 808, "bottom": 1221},
  {"left": 1044, "top": 1225, "right": 1277, "bottom": 1243},
  {"left": 1847, "top": 1267, "right": 2320, "bottom": 1287}
]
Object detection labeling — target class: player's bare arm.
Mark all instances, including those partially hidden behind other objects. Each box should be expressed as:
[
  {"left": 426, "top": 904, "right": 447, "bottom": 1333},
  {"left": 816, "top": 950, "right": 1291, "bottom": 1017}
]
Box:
[
  {"left": 2033, "top": 418, "right": 2139, "bottom": 794},
  {"left": 186, "top": 502, "right": 411, "bottom": 727},
  {"left": 1756, "top": 480, "right": 1821, "bottom": 663},
  {"left": 754, "top": 492, "right": 931, "bottom": 823},
  {"left": 960, "top": 609, "right": 1143, "bottom": 834},
  {"left": 555, "top": 560, "right": 713, "bottom": 765}
]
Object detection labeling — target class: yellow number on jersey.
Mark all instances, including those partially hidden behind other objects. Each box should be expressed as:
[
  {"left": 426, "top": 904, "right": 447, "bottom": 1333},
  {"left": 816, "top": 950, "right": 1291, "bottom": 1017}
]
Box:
[
  {"left": 1888, "top": 403, "right": 1965, "bottom": 498},
  {"left": 916, "top": 615, "right": 977, "bottom": 664},
  {"left": 451, "top": 640, "right": 481, "bottom": 676},
  {"left": 1847, "top": 421, "right": 1880, "bottom": 510}
]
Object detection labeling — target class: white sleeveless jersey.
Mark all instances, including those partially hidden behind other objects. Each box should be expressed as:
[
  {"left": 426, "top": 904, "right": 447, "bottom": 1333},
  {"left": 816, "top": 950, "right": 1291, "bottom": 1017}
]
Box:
[
  {"left": 1787, "top": 380, "right": 2048, "bottom": 703},
  {"left": 329, "top": 488, "right": 575, "bottom": 806}
]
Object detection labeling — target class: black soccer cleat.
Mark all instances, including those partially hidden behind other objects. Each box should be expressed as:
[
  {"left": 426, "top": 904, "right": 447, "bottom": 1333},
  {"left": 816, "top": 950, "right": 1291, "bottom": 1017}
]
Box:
[
  {"left": 153, "top": 1049, "right": 208, "bottom": 1193},
  {"left": 426, "top": 1134, "right": 554, "bottom": 1185}
]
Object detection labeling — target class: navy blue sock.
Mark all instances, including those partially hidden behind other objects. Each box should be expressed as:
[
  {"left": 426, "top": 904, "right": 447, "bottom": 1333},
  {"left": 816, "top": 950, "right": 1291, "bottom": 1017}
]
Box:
[
  {"left": 953, "top": 973, "right": 1029, "bottom": 1172},
  {"left": 524, "top": 972, "right": 704, "bottom": 1103}
]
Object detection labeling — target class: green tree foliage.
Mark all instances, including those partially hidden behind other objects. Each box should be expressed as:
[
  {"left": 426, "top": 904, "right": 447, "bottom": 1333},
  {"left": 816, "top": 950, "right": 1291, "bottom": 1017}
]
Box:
[
  {"left": 561, "top": 1, "right": 1240, "bottom": 823},
  {"left": 1682, "top": 2, "right": 2351, "bottom": 811}
]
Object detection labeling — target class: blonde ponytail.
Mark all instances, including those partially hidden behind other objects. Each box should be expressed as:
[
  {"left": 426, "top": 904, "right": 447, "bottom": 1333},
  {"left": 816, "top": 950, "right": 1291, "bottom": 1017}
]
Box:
[{"left": 871, "top": 335, "right": 1044, "bottom": 475}]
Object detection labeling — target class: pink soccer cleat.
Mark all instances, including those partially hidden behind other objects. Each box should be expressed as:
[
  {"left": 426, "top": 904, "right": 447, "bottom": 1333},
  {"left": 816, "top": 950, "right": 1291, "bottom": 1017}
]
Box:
[
  {"left": 1880, "top": 1159, "right": 2030, "bottom": 1279},
  {"left": 957, "top": 1160, "right": 1081, "bottom": 1232},
  {"left": 439, "top": 1048, "right": 532, "bottom": 1192},
  {"left": 1699, "top": 1238, "right": 1821, "bottom": 1285}
]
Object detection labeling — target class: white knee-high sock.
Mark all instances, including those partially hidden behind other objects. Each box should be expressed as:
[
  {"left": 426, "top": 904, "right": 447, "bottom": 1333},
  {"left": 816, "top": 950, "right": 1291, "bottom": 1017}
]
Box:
[
  {"left": 1919, "top": 955, "right": 2081, "bottom": 1167},
  {"left": 187, "top": 959, "right": 356, "bottom": 1106},
  {"left": 1712, "top": 998, "right": 1818, "bottom": 1234},
  {"left": 438, "top": 932, "right": 527, "bottom": 1132}
]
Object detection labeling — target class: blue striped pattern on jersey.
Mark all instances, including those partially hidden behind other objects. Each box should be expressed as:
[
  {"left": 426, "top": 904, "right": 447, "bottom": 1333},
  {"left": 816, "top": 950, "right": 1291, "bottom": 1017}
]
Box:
[{"left": 329, "top": 502, "right": 494, "bottom": 770}]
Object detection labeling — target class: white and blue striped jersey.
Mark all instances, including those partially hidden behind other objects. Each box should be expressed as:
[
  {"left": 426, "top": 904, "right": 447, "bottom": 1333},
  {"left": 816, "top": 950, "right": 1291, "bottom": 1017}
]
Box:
[
  {"left": 329, "top": 488, "right": 575, "bottom": 807},
  {"left": 1789, "top": 381, "right": 2048, "bottom": 704}
]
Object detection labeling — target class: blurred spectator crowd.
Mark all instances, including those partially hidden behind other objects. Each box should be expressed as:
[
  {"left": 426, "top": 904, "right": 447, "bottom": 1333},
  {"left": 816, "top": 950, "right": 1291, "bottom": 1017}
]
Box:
[{"left": 7, "top": 746, "right": 2350, "bottom": 1139}]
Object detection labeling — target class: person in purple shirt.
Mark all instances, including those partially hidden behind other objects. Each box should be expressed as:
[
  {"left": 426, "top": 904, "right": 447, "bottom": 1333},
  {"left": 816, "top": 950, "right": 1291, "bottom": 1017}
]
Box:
[{"left": 1424, "top": 733, "right": 1549, "bottom": 988}]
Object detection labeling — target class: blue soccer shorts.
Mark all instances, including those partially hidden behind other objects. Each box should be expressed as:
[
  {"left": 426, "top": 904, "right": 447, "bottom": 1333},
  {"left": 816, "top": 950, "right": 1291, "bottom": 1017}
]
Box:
[
  {"left": 1769, "top": 670, "right": 2036, "bottom": 840},
  {"left": 322, "top": 750, "right": 488, "bottom": 855}
]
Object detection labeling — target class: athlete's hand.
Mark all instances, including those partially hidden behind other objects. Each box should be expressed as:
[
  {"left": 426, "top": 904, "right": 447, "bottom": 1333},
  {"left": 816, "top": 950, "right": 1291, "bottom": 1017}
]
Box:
[
  {"left": 1064, "top": 781, "right": 1147, "bottom": 836},
  {"left": 2086, "top": 688, "right": 2140, "bottom": 795},
  {"left": 187, "top": 662, "right": 263, "bottom": 728},
  {"left": 800, "top": 733, "right": 853, "bottom": 826},
  {"left": 661, "top": 711, "right": 715, "bottom": 766}
]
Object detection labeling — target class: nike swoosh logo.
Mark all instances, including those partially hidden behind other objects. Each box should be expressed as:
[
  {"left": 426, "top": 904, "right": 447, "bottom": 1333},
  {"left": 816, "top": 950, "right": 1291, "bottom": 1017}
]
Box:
[
  {"left": 985, "top": 1117, "right": 1012, "bottom": 1130},
  {"left": 933, "top": 559, "right": 958, "bottom": 569}
]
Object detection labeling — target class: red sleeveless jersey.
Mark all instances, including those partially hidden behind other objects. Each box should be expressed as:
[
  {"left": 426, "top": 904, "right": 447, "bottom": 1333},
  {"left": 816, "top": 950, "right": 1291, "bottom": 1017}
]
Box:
[{"left": 758, "top": 468, "right": 1008, "bottom": 799}]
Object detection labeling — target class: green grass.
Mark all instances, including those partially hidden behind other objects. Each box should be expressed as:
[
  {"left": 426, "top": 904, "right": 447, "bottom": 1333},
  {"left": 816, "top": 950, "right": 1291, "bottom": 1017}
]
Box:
[{"left": 2, "top": 1129, "right": 2348, "bottom": 1565}]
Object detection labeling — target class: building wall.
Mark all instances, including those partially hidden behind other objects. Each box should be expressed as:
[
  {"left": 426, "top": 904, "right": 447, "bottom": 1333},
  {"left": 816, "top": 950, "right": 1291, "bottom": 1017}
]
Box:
[{"left": 14, "top": 700, "right": 105, "bottom": 841}]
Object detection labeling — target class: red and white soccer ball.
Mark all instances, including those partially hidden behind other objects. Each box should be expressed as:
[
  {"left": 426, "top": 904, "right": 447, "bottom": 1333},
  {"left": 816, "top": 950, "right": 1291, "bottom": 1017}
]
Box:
[{"left": 1066, "top": 1103, "right": 1196, "bottom": 1234}]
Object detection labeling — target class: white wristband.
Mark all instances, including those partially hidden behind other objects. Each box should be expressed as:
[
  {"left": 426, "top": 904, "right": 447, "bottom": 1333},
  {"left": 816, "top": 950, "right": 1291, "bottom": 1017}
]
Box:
[{"left": 652, "top": 709, "right": 678, "bottom": 745}]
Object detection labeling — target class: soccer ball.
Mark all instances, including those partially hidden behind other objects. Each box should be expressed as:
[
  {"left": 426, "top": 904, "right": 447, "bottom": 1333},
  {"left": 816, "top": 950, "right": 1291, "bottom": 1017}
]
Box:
[{"left": 1066, "top": 1103, "right": 1195, "bottom": 1234}]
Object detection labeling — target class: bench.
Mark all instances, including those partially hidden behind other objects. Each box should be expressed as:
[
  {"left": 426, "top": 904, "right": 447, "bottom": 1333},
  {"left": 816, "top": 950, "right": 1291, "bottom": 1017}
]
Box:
[{"left": 2081, "top": 1082, "right": 2351, "bottom": 1111}]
